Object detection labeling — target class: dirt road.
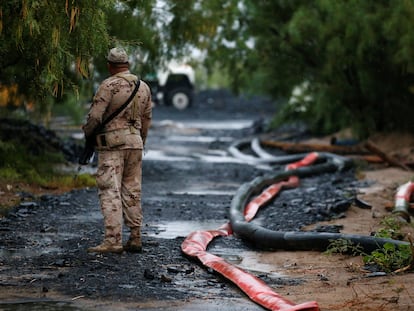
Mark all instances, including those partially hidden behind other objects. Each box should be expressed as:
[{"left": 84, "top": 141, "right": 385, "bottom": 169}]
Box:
[{"left": 1, "top": 89, "right": 414, "bottom": 311}]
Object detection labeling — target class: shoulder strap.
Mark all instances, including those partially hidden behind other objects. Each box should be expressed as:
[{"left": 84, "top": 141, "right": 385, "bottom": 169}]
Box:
[{"left": 101, "top": 80, "right": 141, "bottom": 127}]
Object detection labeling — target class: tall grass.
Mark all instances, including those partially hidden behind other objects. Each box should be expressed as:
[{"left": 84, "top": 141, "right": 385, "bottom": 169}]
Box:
[{"left": 0, "top": 139, "right": 95, "bottom": 189}]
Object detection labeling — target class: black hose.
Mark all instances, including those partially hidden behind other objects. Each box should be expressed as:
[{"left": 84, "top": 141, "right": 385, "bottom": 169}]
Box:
[{"left": 229, "top": 152, "right": 409, "bottom": 253}]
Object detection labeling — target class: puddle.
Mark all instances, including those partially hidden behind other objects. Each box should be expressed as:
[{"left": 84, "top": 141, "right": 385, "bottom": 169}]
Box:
[
  {"left": 148, "top": 220, "right": 225, "bottom": 239},
  {"left": 235, "top": 251, "right": 286, "bottom": 277},
  {"left": 145, "top": 149, "right": 255, "bottom": 165},
  {"left": 158, "top": 299, "right": 266, "bottom": 311},
  {"left": 0, "top": 247, "right": 63, "bottom": 258},
  {"left": 169, "top": 181, "right": 239, "bottom": 196},
  {"left": 213, "top": 249, "right": 286, "bottom": 278},
  {"left": 144, "top": 150, "right": 194, "bottom": 162},
  {"left": 148, "top": 221, "right": 288, "bottom": 278},
  {"left": 167, "top": 135, "right": 233, "bottom": 143},
  {"left": 0, "top": 231, "right": 80, "bottom": 258},
  {"left": 0, "top": 300, "right": 88, "bottom": 311},
  {"left": 66, "top": 211, "right": 102, "bottom": 222},
  {"left": 154, "top": 119, "right": 254, "bottom": 130},
  {"left": 170, "top": 190, "right": 235, "bottom": 196},
  {"left": 182, "top": 120, "right": 254, "bottom": 130}
]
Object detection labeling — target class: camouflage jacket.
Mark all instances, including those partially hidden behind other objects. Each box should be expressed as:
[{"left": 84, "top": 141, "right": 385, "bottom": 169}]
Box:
[{"left": 83, "top": 70, "right": 152, "bottom": 150}]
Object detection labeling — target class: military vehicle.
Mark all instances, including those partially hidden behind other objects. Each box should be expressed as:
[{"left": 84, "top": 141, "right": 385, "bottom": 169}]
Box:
[{"left": 146, "top": 62, "right": 195, "bottom": 110}]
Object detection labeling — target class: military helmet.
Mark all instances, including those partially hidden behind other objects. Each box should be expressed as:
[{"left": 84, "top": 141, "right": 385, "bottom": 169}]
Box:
[{"left": 107, "top": 47, "right": 129, "bottom": 64}]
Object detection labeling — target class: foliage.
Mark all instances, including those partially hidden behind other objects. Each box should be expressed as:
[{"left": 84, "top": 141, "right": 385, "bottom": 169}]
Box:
[
  {"left": 325, "top": 239, "right": 364, "bottom": 256},
  {"left": 326, "top": 217, "right": 414, "bottom": 273},
  {"left": 238, "top": 1, "right": 414, "bottom": 137},
  {"left": 185, "top": 0, "right": 256, "bottom": 94},
  {"left": 52, "top": 88, "right": 90, "bottom": 124},
  {"left": 0, "top": 139, "right": 59, "bottom": 184},
  {"left": 3, "top": 0, "right": 414, "bottom": 137},
  {"left": 0, "top": 0, "right": 208, "bottom": 119},
  {"left": 47, "top": 173, "right": 96, "bottom": 189},
  {"left": 196, "top": 62, "right": 231, "bottom": 90},
  {"left": 0, "top": 136, "right": 95, "bottom": 189},
  {"left": 0, "top": 0, "right": 111, "bottom": 106},
  {"left": 363, "top": 242, "right": 412, "bottom": 273},
  {"left": 173, "top": 0, "right": 414, "bottom": 137},
  {"left": 362, "top": 217, "right": 413, "bottom": 273},
  {"left": 98, "top": 0, "right": 160, "bottom": 75},
  {"left": 375, "top": 217, "right": 407, "bottom": 241}
]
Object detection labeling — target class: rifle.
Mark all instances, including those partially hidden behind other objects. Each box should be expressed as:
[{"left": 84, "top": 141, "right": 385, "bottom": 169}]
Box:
[
  {"left": 78, "top": 80, "right": 141, "bottom": 165},
  {"left": 78, "top": 135, "right": 97, "bottom": 165}
]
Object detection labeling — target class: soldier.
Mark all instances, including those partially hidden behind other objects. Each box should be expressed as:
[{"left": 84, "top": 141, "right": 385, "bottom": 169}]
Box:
[{"left": 82, "top": 47, "right": 152, "bottom": 253}]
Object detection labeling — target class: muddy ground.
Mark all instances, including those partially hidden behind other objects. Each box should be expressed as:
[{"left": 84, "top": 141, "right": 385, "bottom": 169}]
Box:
[{"left": 1, "top": 89, "right": 414, "bottom": 311}]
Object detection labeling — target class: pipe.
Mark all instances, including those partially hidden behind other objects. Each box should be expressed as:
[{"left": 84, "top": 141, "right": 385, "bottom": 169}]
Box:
[
  {"left": 228, "top": 139, "right": 312, "bottom": 165},
  {"left": 251, "top": 138, "right": 278, "bottom": 160},
  {"left": 244, "top": 176, "right": 299, "bottom": 222},
  {"left": 181, "top": 223, "right": 319, "bottom": 311},
  {"left": 182, "top": 141, "right": 409, "bottom": 310},
  {"left": 230, "top": 152, "right": 409, "bottom": 253},
  {"left": 392, "top": 181, "right": 414, "bottom": 222},
  {"left": 181, "top": 153, "right": 346, "bottom": 310}
]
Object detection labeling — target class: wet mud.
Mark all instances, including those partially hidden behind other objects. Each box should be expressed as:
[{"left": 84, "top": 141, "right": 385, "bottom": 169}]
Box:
[{"left": 0, "top": 89, "right": 360, "bottom": 310}]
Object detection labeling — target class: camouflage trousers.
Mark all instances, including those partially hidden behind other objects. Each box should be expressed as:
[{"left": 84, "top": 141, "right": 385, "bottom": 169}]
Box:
[{"left": 96, "top": 149, "right": 143, "bottom": 245}]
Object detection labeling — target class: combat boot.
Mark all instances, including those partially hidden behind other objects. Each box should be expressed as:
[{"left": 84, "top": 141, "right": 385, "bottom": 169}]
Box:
[
  {"left": 124, "top": 228, "right": 142, "bottom": 253},
  {"left": 87, "top": 241, "right": 123, "bottom": 254}
]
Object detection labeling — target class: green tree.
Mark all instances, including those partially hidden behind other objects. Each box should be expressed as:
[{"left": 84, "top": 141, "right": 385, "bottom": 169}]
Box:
[
  {"left": 0, "top": 0, "right": 208, "bottom": 117},
  {"left": 203, "top": 0, "right": 414, "bottom": 137},
  {"left": 4, "top": 0, "right": 414, "bottom": 138},
  {"left": 168, "top": 0, "right": 414, "bottom": 137},
  {"left": 0, "top": 1, "right": 112, "bottom": 106}
]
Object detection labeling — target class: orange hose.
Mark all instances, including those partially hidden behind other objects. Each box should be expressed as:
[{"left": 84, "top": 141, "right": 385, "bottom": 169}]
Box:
[
  {"left": 181, "top": 153, "right": 321, "bottom": 310},
  {"left": 181, "top": 223, "right": 319, "bottom": 311},
  {"left": 393, "top": 181, "right": 414, "bottom": 221}
]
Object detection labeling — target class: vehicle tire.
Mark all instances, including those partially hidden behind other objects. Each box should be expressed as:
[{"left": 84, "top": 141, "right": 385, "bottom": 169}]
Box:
[{"left": 166, "top": 88, "right": 193, "bottom": 110}]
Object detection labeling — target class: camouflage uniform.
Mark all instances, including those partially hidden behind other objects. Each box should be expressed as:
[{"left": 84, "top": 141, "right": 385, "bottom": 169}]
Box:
[{"left": 83, "top": 48, "right": 152, "bottom": 253}]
